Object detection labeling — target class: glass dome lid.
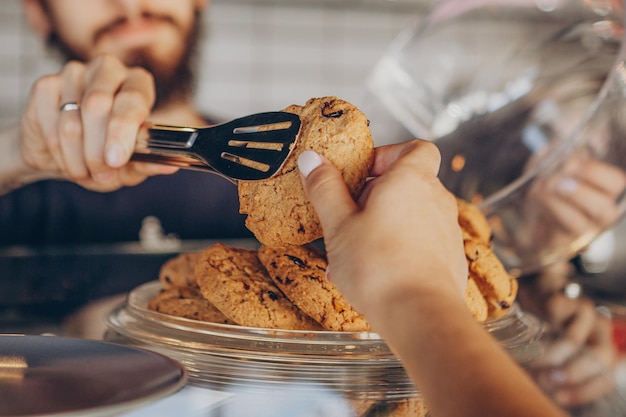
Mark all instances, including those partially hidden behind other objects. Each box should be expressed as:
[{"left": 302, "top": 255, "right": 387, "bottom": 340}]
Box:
[{"left": 368, "top": 0, "right": 626, "bottom": 275}]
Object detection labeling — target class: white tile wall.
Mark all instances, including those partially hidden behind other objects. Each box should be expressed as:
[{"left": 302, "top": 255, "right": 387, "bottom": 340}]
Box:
[{"left": 0, "top": 0, "right": 432, "bottom": 143}]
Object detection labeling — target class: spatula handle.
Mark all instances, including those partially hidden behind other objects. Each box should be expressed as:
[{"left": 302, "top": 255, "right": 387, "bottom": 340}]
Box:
[{"left": 137, "top": 123, "right": 200, "bottom": 149}]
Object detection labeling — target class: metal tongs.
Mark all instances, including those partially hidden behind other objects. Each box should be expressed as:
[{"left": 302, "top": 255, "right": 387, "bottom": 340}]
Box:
[{"left": 131, "top": 112, "right": 301, "bottom": 182}]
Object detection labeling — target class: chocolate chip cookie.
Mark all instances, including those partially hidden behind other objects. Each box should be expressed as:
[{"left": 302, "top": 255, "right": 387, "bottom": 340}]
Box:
[
  {"left": 258, "top": 244, "right": 371, "bottom": 332},
  {"left": 159, "top": 252, "right": 200, "bottom": 289},
  {"left": 238, "top": 96, "right": 374, "bottom": 247},
  {"left": 195, "top": 243, "right": 322, "bottom": 330},
  {"left": 464, "top": 276, "right": 489, "bottom": 322},
  {"left": 148, "top": 286, "right": 233, "bottom": 324},
  {"left": 464, "top": 239, "right": 518, "bottom": 318},
  {"left": 456, "top": 198, "right": 492, "bottom": 244}
]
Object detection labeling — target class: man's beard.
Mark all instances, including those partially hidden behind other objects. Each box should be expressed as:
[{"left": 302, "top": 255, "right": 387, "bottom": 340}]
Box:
[{"left": 46, "top": 13, "right": 203, "bottom": 111}]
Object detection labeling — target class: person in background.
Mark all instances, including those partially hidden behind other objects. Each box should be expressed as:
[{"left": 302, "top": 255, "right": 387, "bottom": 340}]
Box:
[
  {"left": 297, "top": 139, "right": 568, "bottom": 417},
  {"left": 433, "top": 44, "right": 626, "bottom": 406},
  {"left": 0, "top": 0, "right": 251, "bottom": 245},
  {"left": 514, "top": 143, "right": 626, "bottom": 408},
  {"left": 517, "top": 261, "right": 619, "bottom": 408}
]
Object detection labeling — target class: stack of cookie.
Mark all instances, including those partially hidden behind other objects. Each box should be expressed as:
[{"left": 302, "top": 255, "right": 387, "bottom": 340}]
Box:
[
  {"left": 149, "top": 242, "right": 371, "bottom": 331},
  {"left": 148, "top": 198, "right": 517, "bottom": 328},
  {"left": 149, "top": 96, "right": 517, "bottom": 327},
  {"left": 457, "top": 198, "right": 518, "bottom": 321}
]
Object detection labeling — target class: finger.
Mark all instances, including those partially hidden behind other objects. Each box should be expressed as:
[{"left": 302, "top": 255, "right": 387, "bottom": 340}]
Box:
[
  {"left": 118, "top": 163, "right": 179, "bottom": 187},
  {"left": 538, "top": 324, "right": 614, "bottom": 390},
  {"left": 58, "top": 61, "right": 88, "bottom": 179},
  {"left": 534, "top": 300, "right": 581, "bottom": 367},
  {"left": 129, "top": 162, "right": 179, "bottom": 176},
  {"left": 361, "top": 140, "right": 441, "bottom": 207},
  {"left": 557, "top": 349, "right": 614, "bottom": 388},
  {"left": 545, "top": 296, "right": 591, "bottom": 331},
  {"left": 568, "top": 156, "right": 626, "bottom": 197},
  {"left": 105, "top": 67, "right": 155, "bottom": 168},
  {"left": 546, "top": 294, "right": 597, "bottom": 366},
  {"left": 298, "top": 150, "right": 358, "bottom": 239},
  {"left": 535, "top": 339, "right": 581, "bottom": 368},
  {"left": 23, "top": 75, "right": 63, "bottom": 171},
  {"left": 542, "top": 292, "right": 578, "bottom": 328},
  {"left": 561, "top": 300, "right": 597, "bottom": 346},
  {"left": 356, "top": 177, "right": 376, "bottom": 207},
  {"left": 564, "top": 317, "right": 617, "bottom": 385},
  {"left": 549, "top": 176, "right": 621, "bottom": 228},
  {"left": 370, "top": 139, "right": 441, "bottom": 177},
  {"left": 80, "top": 55, "right": 128, "bottom": 182},
  {"left": 588, "top": 313, "right": 618, "bottom": 365},
  {"left": 531, "top": 187, "right": 593, "bottom": 236},
  {"left": 114, "top": 166, "right": 149, "bottom": 188},
  {"left": 533, "top": 297, "right": 595, "bottom": 367},
  {"left": 552, "top": 373, "right": 616, "bottom": 407}
]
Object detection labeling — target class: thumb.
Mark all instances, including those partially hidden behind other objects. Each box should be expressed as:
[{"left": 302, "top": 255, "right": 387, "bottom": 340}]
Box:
[{"left": 298, "top": 150, "right": 358, "bottom": 237}]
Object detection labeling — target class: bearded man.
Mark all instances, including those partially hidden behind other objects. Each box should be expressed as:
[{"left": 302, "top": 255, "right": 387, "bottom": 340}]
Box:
[{"left": 0, "top": 0, "right": 251, "bottom": 245}]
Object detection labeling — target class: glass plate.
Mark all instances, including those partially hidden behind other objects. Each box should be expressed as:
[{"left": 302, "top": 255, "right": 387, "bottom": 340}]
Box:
[
  {"left": 0, "top": 334, "right": 186, "bottom": 417},
  {"left": 105, "top": 281, "right": 626, "bottom": 416},
  {"left": 106, "top": 281, "right": 544, "bottom": 398}
]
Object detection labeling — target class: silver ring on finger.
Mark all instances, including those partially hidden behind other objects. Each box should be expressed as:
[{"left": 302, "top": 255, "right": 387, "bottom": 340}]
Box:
[{"left": 59, "top": 102, "right": 81, "bottom": 112}]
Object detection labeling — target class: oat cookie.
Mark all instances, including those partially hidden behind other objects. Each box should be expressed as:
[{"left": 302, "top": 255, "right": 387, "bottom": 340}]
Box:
[
  {"left": 464, "top": 239, "right": 518, "bottom": 318},
  {"left": 258, "top": 244, "right": 371, "bottom": 332},
  {"left": 159, "top": 252, "right": 200, "bottom": 289},
  {"left": 195, "top": 243, "right": 322, "bottom": 330},
  {"left": 456, "top": 198, "right": 492, "bottom": 244},
  {"left": 148, "top": 286, "right": 233, "bottom": 324},
  {"left": 456, "top": 198, "right": 518, "bottom": 320},
  {"left": 238, "top": 96, "right": 374, "bottom": 247},
  {"left": 464, "top": 276, "right": 489, "bottom": 322}
]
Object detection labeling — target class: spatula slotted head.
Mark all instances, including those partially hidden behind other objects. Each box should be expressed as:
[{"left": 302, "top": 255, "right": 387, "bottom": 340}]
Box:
[{"left": 194, "top": 112, "right": 301, "bottom": 181}]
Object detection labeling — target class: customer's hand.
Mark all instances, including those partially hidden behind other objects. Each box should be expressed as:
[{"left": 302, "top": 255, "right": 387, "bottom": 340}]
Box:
[
  {"left": 297, "top": 139, "right": 468, "bottom": 327},
  {"left": 298, "top": 139, "right": 568, "bottom": 417},
  {"left": 518, "top": 264, "right": 619, "bottom": 408},
  {"left": 534, "top": 293, "right": 617, "bottom": 407},
  {"left": 20, "top": 54, "right": 177, "bottom": 192},
  {"left": 518, "top": 151, "right": 626, "bottom": 256}
]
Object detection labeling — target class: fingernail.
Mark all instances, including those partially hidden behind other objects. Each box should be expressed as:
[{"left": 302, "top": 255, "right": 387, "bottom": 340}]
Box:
[
  {"left": 298, "top": 150, "right": 322, "bottom": 178},
  {"left": 325, "top": 265, "right": 332, "bottom": 282},
  {"left": 105, "top": 144, "right": 125, "bottom": 168},
  {"left": 557, "top": 177, "right": 578, "bottom": 194}
]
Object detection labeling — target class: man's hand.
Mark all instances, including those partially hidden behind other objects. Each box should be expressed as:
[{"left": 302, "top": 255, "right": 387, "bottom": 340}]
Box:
[
  {"left": 513, "top": 147, "right": 626, "bottom": 265},
  {"left": 19, "top": 54, "right": 178, "bottom": 192}
]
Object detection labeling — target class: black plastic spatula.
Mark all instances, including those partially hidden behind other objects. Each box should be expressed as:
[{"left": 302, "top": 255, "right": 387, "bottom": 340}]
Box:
[{"left": 131, "top": 111, "right": 301, "bottom": 181}]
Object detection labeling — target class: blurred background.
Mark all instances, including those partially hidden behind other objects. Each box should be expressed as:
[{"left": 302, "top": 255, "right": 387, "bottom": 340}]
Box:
[{"left": 0, "top": 0, "right": 428, "bottom": 140}]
